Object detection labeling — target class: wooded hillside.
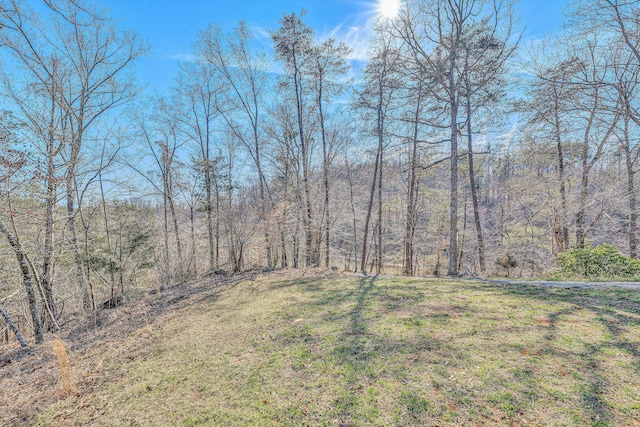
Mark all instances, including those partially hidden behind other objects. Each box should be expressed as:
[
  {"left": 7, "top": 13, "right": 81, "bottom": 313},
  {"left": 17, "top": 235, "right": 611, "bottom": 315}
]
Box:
[{"left": 1, "top": 0, "right": 639, "bottom": 346}]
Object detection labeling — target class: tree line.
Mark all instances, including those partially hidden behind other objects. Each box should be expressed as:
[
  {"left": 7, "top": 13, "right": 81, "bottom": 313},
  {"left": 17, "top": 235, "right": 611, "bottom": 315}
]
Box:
[{"left": 0, "top": 0, "right": 639, "bottom": 346}]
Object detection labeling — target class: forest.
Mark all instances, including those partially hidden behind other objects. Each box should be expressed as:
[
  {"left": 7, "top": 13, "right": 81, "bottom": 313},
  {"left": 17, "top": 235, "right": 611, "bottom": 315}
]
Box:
[{"left": 0, "top": 0, "right": 639, "bottom": 346}]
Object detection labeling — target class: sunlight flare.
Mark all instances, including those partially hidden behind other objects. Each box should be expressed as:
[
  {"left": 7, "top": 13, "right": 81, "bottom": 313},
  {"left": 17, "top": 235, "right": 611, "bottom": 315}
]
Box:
[{"left": 378, "top": 0, "right": 400, "bottom": 19}]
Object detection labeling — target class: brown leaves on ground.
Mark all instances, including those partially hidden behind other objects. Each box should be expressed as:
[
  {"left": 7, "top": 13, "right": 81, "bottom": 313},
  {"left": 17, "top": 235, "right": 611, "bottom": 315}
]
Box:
[{"left": 0, "top": 268, "right": 308, "bottom": 426}]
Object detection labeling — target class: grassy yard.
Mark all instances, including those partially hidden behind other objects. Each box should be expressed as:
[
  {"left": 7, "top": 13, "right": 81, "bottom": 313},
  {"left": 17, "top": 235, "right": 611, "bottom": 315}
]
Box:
[{"left": 24, "top": 272, "right": 640, "bottom": 426}]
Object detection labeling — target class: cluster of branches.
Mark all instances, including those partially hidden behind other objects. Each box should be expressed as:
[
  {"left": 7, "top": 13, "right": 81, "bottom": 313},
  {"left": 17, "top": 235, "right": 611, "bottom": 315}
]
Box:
[{"left": 0, "top": 0, "right": 148, "bottom": 345}]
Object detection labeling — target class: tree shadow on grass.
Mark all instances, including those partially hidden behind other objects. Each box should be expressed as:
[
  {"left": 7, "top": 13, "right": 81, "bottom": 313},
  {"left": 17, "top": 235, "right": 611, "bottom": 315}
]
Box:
[
  {"left": 499, "top": 283, "right": 640, "bottom": 426},
  {"left": 251, "top": 276, "right": 640, "bottom": 425},
  {"left": 303, "top": 276, "right": 453, "bottom": 424},
  {"left": 349, "top": 276, "right": 376, "bottom": 336}
]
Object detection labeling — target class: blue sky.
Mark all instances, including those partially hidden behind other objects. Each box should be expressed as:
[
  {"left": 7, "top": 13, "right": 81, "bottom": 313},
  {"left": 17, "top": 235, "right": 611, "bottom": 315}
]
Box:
[{"left": 100, "top": 0, "right": 567, "bottom": 95}]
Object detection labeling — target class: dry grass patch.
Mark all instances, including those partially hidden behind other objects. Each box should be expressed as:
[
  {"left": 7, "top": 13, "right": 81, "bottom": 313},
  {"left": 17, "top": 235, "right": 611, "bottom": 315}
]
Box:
[{"left": 50, "top": 337, "right": 75, "bottom": 397}]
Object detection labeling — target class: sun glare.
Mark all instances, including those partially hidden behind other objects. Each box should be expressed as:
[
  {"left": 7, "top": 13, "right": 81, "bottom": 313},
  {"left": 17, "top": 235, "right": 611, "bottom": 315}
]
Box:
[{"left": 378, "top": 0, "right": 400, "bottom": 19}]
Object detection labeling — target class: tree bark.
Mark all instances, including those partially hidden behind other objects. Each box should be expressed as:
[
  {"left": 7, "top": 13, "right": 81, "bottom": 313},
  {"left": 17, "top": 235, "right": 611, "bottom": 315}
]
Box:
[
  {"left": 346, "top": 160, "right": 358, "bottom": 272},
  {"left": 0, "top": 304, "right": 28, "bottom": 347},
  {"left": 361, "top": 107, "right": 383, "bottom": 274},
  {"left": 297, "top": 76, "right": 314, "bottom": 267},
  {"left": 319, "top": 82, "right": 331, "bottom": 268},
  {"left": 67, "top": 117, "right": 91, "bottom": 313},
  {"left": 448, "top": 74, "right": 460, "bottom": 276},
  {"left": 403, "top": 88, "right": 421, "bottom": 276},
  {"left": 99, "top": 171, "right": 117, "bottom": 299},
  {"left": 42, "top": 103, "right": 57, "bottom": 326},
  {"left": 625, "top": 150, "right": 637, "bottom": 258},
  {"left": 554, "top": 96, "right": 570, "bottom": 252},
  {"left": 0, "top": 219, "right": 44, "bottom": 344},
  {"left": 465, "top": 94, "right": 485, "bottom": 273},
  {"left": 167, "top": 170, "right": 183, "bottom": 276},
  {"left": 377, "top": 130, "right": 383, "bottom": 275},
  {"left": 205, "top": 162, "right": 216, "bottom": 272},
  {"left": 623, "top": 116, "right": 638, "bottom": 258},
  {"left": 215, "top": 177, "right": 221, "bottom": 270},
  {"left": 190, "top": 205, "right": 198, "bottom": 276}
]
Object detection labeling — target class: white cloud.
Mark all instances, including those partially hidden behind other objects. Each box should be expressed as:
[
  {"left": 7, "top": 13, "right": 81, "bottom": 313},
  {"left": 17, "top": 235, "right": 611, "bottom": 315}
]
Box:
[
  {"left": 250, "top": 25, "right": 271, "bottom": 42},
  {"left": 167, "top": 52, "right": 196, "bottom": 62},
  {"left": 318, "top": 1, "right": 381, "bottom": 62}
]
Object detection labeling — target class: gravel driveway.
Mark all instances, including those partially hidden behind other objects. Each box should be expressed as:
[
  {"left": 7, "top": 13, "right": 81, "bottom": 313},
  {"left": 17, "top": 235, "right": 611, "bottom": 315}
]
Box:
[{"left": 483, "top": 279, "right": 640, "bottom": 290}]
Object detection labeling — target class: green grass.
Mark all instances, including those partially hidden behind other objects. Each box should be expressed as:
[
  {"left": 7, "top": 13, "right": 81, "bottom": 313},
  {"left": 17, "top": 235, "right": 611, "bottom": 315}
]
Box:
[{"left": 35, "top": 274, "right": 640, "bottom": 426}]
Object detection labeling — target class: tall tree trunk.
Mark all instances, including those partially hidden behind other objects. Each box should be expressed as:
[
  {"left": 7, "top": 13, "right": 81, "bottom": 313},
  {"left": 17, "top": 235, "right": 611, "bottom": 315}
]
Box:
[
  {"left": 624, "top": 117, "right": 638, "bottom": 258},
  {"left": 42, "top": 88, "right": 57, "bottom": 327},
  {"left": 626, "top": 154, "right": 638, "bottom": 258},
  {"left": 66, "top": 183, "right": 90, "bottom": 311},
  {"left": 458, "top": 197, "right": 468, "bottom": 272},
  {"left": 67, "top": 123, "right": 91, "bottom": 312},
  {"left": 162, "top": 177, "right": 171, "bottom": 281},
  {"left": 188, "top": 205, "right": 197, "bottom": 277},
  {"left": 280, "top": 163, "right": 290, "bottom": 269},
  {"left": 321, "top": 119, "right": 330, "bottom": 269},
  {"left": 254, "top": 124, "right": 271, "bottom": 268},
  {"left": 575, "top": 169, "right": 589, "bottom": 248},
  {"left": 574, "top": 91, "right": 618, "bottom": 248},
  {"left": 435, "top": 217, "right": 445, "bottom": 275},
  {"left": 554, "top": 99, "right": 570, "bottom": 251},
  {"left": 361, "top": 117, "right": 383, "bottom": 274},
  {"left": 215, "top": 179, "right": 221, "bottom": 270},
  {"left": 167, "top": 175, "right": 183, "bottom": 276},
  {"left": 346, "top": 160, "right": 358, "bottom": 272},
  {"left": 377, "top": 136, "right": 383, "bottom": 275},
  {"left": 575, "top": 115, "right": 590, "bottom": 249},
  {"left": 317, "top": 80, "right": 331, "bottom": 268},
  {"left": 0, "top": 304, "right": 28, "bottom": 347},
  {"left": 257, "top": 151, "right": 272, "bottom": 269},
  {"left": 78, "top": 208, "right": 95, "bottom": 318},
  {"left": 290, "top": 59, "right": 313, "bottom": 267},
  {"left": 302, "top": 131, "right": 313, "bottom": 268},
  {"left": 0, "top": 219, "right": 44, "bottom": 344},
  {"left": 205, "top": 164, "right": 215, "bottom": 272},
  {"left": 118, "top": 226, "right": 124, "bottom": 294},
  {"left": 99, "top": 172, "right": 116, "bottom": 298},
  {"left": 466, "top": 95, "right": 485, "bottom": 273},
  {"left": 293, "top": 215, "right": 300, "bottom": 269},
  {"left": 448, "top": 80, "right": 460, "bottom": 276},
  {"left": 280, "top": 219, "right": 288, "bottom": 268},
  {"left": 404, "top": 87, "right": 422, "bottom": 276}
]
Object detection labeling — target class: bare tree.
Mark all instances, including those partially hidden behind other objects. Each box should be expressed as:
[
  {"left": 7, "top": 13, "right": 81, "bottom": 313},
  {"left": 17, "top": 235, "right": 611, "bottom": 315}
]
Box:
[
  {"left": 196, "top": 22, "right": 274, "bottom": 267},
  {"left": 568, "top": 38, "right": 621, "bottom": 247},
  {"left": 272, "top": 11, "right": 316, "bottom": 267},
  {"left": 460, "top": 17, "right": 518, "bottom": 273},
  {"left": 172, "top": 58, "right": 224, "bottom": 272},
  {"left": 356, "top": 28, "right": 402, "bottom": 274},
  {"left": 0, "top": 0, "right": 147, "bottom": 315},
  {"left": 402, "top": 76, "right": 426, "bottom": 276},
  {"left": 525, "top": 52, "right": 581, "bottom": 254},
  {"left": 394, "top": 0, "right": 515, "bottom": 275},
  {"left": 306, "top": 38, "right": 352, "bottom": 268},
  {"left": 265, "top": 102, "right": 303, "bottom": 268},
  {"left": 574, "top": 0, "right": 640, "bottom": 257},
  {"left": 610, "top": 47, "right": 640, "bottom": 258},
  {"left": 130, "top": 101, "right": 185, "bottom": 283}
]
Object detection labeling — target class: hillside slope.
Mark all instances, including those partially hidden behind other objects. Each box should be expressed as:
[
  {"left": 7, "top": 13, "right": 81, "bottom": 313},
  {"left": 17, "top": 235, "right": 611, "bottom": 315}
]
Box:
[{"left": 3, "top": 271, "right": 640, "bottom": 426}]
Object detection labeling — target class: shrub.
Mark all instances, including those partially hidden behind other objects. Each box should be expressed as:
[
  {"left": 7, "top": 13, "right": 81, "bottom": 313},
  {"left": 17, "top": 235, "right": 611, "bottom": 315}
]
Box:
[
  {"left": 553, "top": 244, "right": 640, "bottom": 280},
  {"left": 496, "top": 252, "right": 518, "bottom": 277}
]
